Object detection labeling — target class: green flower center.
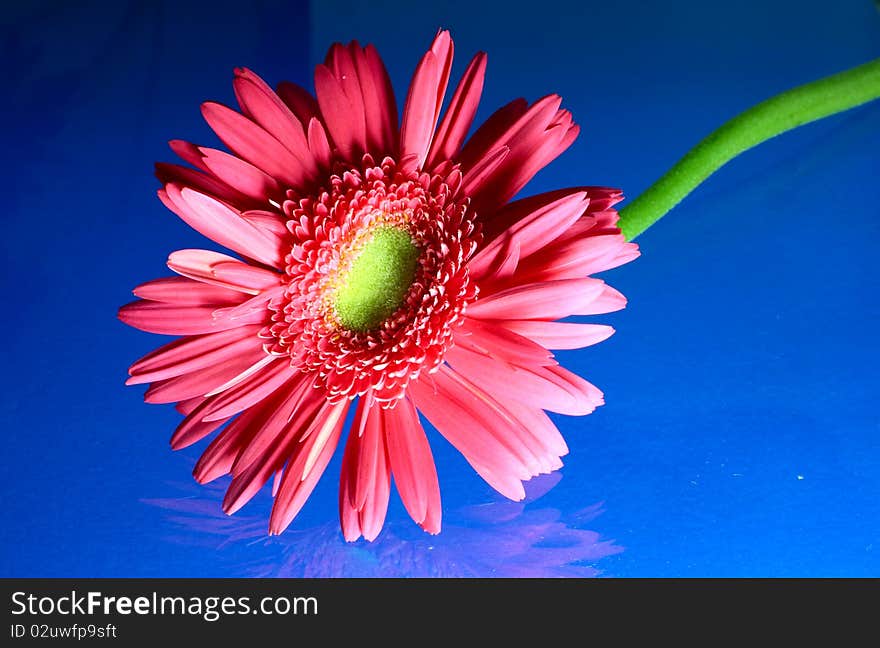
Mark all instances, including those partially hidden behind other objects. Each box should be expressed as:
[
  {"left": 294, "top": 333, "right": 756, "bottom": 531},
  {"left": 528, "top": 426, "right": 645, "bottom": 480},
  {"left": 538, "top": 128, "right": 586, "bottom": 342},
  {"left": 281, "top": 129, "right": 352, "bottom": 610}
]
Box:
[{"left": 333, "top": 226, "right": 421, "bottom": 331}]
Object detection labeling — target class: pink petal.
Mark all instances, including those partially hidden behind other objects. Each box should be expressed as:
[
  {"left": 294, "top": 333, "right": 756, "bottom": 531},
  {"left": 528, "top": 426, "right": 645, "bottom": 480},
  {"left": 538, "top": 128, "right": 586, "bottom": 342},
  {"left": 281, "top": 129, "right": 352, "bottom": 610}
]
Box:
[
  {"left": 240, "top": 210, "right": 289, "bottom": 238},
  {"left": 543, "top": 363, "right": 605, "bottom": 411},
  {"left": 444, "top": 344, "right": 603, "bottom": 416},
  {"left": 155, "top": 161, "right": 255, "bottom": 209},
  {"left": 339, "top": 395, "right": 392, "bottom": 541},
  {"left": 520, "top": 236, "right": 640, "bottom": 282},
  {"left": 272, "top": 469, "right": 283, "bottom": 497},
  {"left": 127, "top": 325, "right": 263, "bottom": 385},
  {"left": 399, "top": 50, "right": 438, "bottom": 168},
  {"left": 222, "top": 388, "right": 318, "bottom": 515},
  {"left": 466, "top": 278, "right": 608, "bottom": 320},
  {"left": 455, "top": 317, "right": 554, "bottom": 366},
  {"left": 480, "top": 187, "right": 599, "bottom": 242},
  {"left": 457, "top": 98, "right": 528, "bottom": 169},
  {"left": 356, "top": 43, "right": 398, "bottom": 155},
  {"left": 314, "top": 59, "right": 366, "bottom": 162},
  {"left": 232, "top": 67, "right": 318, "bottom": 177},
  {"left": 460, "top": 95, "right": 578, "bottom": 214},
  {"left": 168, "top": 139, "right": 210, "bottom": 170},
  {"left": 193, "top": 404, "right": 266, "bottom": 484},
  {"left": 473, "top": 235, "right": 520, "bottom": 286},
  {"left": 231, "top": 377, "right": 324, "bottom": 477},
  {"left": 197, "top": 146, "right": 282, "bottom": 202},
  {"left": 210, "top": 285, "right": 284, "bottom": 324},
  {"left": 132, "top": 277, "right": 243, "bottom": 306},
  {"left": 167, "top": 249, "right": 282, "bottom": 295},
  {"left": 501, "top": 321, "right": 616, "bottom": 350},
  {"left": 200, "top": 358, "right": 296, "bottom": 421},
  {"left": 481, "top": 400, "right": 561, "bottom": 476},
  {"left": 579, "top": 284, "right": 628, "bottom": 315},
  {"left": 269, "top": 400, "right": 350, "bottom": 534},
  {"left": 352, "top": 395, "right": 383, "bottom": 511},
  {"left": 429, "top": 30, "right": 454, "bottom": 116},
  {"left": 499, "top": 398, "right": 569, "bottom": 459},
  {"left": 339, "top": 397, "right": 370, "bottom": 513},
  {"left": 118, "top": 300, "right": 264, "bottom": 336},
  {"left": 399, "top": 31, "right": 454, "bottom": 169},
  {"left": 383, "top": 396, "right": 441, "bottom": 534},
  {"left": 307, "top": 118, "right": 332, "bottom": 169},
  {"left": 160, "top": 185, "right": 284, "bottom": 268},
  {"left": 224, "top": 442, "right": 290, "bottom": 515},
  {"left": 276, "top": 81, "right": 320, "bottom": 124},
  {"left": 460, "top": 145, "right": 509, "bottom": 196},
  {"left": 143, "top": 345, "right": 268, "bottom": 404},
  {"left": 200, "top": 101, "right": 309, "bottom": 189},
  {"left": 170, "top": 397, "right": 231, "bottom": 450},
  {"left": 426, "top": 51, "right": 486, "bottom": 169},
  {"left": 409, "top": 367, "right": 533, "bottom": 501},
  {"left": 175, "top": 397, "right": 204, "bottom": 416},
  {"left": 339, "top": 481, "right": 362, "bottom": 542},
  {"left": 468, "top": 190, "right": 589, "bottom": 280},
  {"left": 476, "top": 111, "right": 573, "bottom": 214},
  {"left": 202, "top": 354, "right": 276, "bottom": 398}
]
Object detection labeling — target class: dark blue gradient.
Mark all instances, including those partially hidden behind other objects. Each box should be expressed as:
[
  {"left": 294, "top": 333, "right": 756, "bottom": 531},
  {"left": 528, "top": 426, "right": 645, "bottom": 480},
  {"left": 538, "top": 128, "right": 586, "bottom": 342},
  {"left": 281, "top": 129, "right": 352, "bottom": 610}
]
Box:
[{"left": 1, "top": 0, "right": 878, "bottom": 576}]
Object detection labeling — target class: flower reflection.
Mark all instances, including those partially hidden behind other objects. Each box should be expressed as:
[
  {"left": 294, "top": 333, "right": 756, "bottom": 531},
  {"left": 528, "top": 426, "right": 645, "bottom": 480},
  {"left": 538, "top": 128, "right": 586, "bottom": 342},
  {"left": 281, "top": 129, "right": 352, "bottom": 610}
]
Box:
[{"left": 145, "top": 472, "right": 622, "bottom": 577}]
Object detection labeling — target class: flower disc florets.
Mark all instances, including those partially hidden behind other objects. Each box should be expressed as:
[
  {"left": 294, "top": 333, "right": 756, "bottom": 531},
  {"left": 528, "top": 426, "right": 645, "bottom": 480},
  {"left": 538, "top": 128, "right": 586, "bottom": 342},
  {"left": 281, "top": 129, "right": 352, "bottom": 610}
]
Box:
[{"left": 265, "top": 154, "right": 479, "bottom": 405}]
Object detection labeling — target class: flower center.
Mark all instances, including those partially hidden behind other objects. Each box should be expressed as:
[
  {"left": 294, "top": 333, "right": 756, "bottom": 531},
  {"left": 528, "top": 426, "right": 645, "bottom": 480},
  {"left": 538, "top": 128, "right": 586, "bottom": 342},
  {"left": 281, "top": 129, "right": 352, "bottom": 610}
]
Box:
[{"left": 332, "top": 225, "right": 421, "bottom": 331}]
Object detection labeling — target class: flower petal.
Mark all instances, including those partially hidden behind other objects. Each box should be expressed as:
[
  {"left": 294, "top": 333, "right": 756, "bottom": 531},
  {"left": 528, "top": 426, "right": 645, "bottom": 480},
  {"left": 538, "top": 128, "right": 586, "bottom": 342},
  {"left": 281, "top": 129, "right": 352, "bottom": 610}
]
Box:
[
  {"left": 159, "top": 185, "right": 284, "bottom": 268},
  {"left": 170, "top": 397, "right": 231, "bottom": 450},
  {"left": 196, "top": 146, "right": 283, "bottom": 202},
  {"left": 457, "top": 98, "right": 527, "bottom": 169},
  {"left": 468, "top": 190, "right": 589, "bottom": 280},
  {"left": 501, "top": 321, "right": 616, "bottom": 350},
  {"left": 269, "top": 400, "right": 350, "bottom": 534},
  {"left": 460, "top": 95, "right": 578, "bottom": 214},
  {"left": 399, "top": 30, "right": 454, "bottom": 169},
  {"left": 514, "top": 232, "right": 640, "bottom": 282},
  {"left": 445, "top": 343, "right": 603, "bottom": 416},
  {"left": 460, "top": 145, "right": 509, "bottom": 196},
  {"left": 143, "top": 344, "right": 268, "bottom": 404},
  {"left": 322, "top": 42, "right": 398, "bottom": 158},
  {"left": 222, "top": 383, "right": 324, "bottom": 515},
  {"left": 455, "top": 317, "right": 554, "bottom": 366},
  {"left": 356, "top": 43, "right": 398, "bottom": 155},
  {"left": 426, "top": 51, "right": 486, "bottom": 169},
  {"left": 383, "top": 396, "right": 441, "bottom": 534},
  {"left": 314, "top": 49, "right": 367, "bottom": 162},
  {"left": 167, "top": 249, "right": 282, "bottom": 295},
  {"left": 201, "top": 101, "right": 310, "bottom": 189},
  {"left": 231, "top": 376, "right": 324, "bottom": 477},
  {"left": 118, "top": 300, "right": 264, "bottom": 336},
  {"left": 306, "top": 117, "right": 332, "bottom": 169},
  {"left": 339, "top": 394, "right": 393, "bottom": 541},
  {"left": 200, "top": 359, "right": 296, "bottom": 422},
  {"left": 232, "top": 67, "right": 318, "bottom": 177},
  {"left": 127, "top": 325, "right": 263, "bottom": 385},
  {"left": 240, "top": 210, "right": 289, "bottom": 238},
  {"left": 276, "top": 81, "right": 321, "bottom": 125},
  {"left": 193, "top": 404, "right": 267, "bottom": 484},
  {"left": 466, "top": 278, "right": 608, "bottom": 320},
  {"left": 409, "top": 367, "right": 534, "bottom": 500},
  {"left": 155, "top": 160, "right": 255, "bottom": 209},
  {"left": 132, "top": 277, "right": 243, "bottom": 306}
]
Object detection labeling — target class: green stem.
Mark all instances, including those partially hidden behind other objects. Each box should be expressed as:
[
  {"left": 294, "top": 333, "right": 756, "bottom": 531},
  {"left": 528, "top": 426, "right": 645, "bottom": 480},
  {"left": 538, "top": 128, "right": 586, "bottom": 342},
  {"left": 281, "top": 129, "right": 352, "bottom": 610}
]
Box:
[{"left": 618, "top": 57, "right": 880, "bottom": 241}]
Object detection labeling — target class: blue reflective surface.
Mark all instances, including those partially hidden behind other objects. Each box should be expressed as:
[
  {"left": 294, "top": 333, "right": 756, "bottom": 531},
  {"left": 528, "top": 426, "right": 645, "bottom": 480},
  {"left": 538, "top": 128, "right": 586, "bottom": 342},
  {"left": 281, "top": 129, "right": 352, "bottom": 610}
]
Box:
[{"left": 1, "top": 0, "right": 878, "bottom": 577}]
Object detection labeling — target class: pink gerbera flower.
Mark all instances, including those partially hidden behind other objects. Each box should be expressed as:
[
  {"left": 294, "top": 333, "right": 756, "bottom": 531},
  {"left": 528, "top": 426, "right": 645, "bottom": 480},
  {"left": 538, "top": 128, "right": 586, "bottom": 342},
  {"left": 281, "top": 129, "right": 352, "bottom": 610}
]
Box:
[{"left": 119, "top": 30, "right": 639, "bottom": 541}]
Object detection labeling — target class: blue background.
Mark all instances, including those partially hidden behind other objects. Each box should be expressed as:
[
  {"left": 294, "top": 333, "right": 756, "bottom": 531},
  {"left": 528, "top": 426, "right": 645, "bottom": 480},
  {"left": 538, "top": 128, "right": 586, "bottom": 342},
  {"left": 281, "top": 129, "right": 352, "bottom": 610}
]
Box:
[{"left": 2, "top": 0, "right": 878, "bottom": 577}]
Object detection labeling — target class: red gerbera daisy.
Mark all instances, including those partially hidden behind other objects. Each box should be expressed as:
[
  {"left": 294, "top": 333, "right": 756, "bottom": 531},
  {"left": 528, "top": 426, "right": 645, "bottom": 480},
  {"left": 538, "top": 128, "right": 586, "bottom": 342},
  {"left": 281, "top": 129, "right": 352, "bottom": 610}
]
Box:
[{"left": 119, "top": 30, "right": 639, "bottom": 541}]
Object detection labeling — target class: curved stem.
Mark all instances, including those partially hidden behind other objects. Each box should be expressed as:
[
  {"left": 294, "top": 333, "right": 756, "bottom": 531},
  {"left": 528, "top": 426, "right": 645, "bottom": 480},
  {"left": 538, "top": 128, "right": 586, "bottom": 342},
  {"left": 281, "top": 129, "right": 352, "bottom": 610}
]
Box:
[{"left": 618, "top": 57, "right": 880, "bottom": 241}]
